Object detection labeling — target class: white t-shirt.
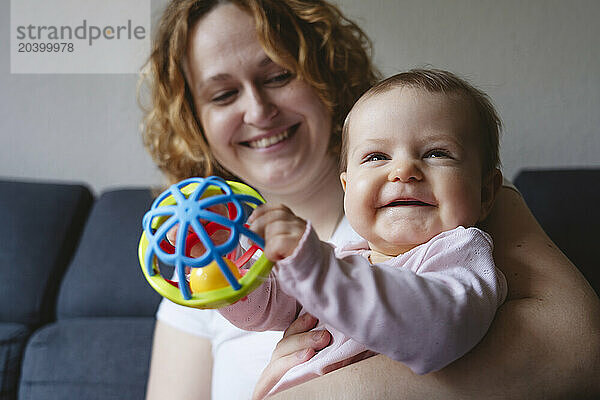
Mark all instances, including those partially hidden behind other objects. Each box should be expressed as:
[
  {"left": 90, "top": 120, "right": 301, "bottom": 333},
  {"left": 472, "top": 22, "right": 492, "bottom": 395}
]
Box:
[{"left": 155, "top": 217, "right": 360, "bottom": 400}]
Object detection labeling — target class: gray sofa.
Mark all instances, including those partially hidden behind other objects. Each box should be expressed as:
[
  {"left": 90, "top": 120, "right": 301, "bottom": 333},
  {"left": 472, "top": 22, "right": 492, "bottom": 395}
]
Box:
[
  {"left": 0, "top": 169, "right": 598, "bottom": 399},
  {"left": 0, "top": 181, "right": 159, "bottom": 400}
]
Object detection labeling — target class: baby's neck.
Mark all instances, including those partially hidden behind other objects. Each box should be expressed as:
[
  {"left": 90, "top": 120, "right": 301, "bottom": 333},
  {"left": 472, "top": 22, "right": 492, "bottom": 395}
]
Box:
[
  {"left": 368, "top": 251, "right": 394, "bottom": 264},
  {"left": 368, "top": 243, "right": 420, "bottom": 264}
]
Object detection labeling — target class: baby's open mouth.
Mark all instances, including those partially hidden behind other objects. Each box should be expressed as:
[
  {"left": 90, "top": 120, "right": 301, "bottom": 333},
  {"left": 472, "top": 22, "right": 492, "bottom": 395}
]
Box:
[{"left": 242, "top": 124, "right": 299, "bottom": 149}]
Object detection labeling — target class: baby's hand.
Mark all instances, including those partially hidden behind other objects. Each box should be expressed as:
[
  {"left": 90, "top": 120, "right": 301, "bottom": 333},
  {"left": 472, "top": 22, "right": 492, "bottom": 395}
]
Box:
[{"left": 248, "top": 204, "right": 307, "bottom": 261}]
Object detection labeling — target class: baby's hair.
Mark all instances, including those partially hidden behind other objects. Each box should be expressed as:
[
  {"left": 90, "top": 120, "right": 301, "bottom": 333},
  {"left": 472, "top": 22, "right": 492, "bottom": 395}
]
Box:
[
  {"left": 139, "top": 0, "right": 380, "bottom": 183},
  {"left": 340, "top": 68, "right": 502, "bottom": 177}
]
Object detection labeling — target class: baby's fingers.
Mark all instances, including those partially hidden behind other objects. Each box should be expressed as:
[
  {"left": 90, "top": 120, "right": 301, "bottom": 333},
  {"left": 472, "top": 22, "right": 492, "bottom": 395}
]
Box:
[
  {"left": 262, "top": 228, "right": 304, "bottom": 261},
  {"left": 250, "top": 204, "right": 300, "bottom": 228},
  {"left": 247, "top": 204, "right": 307, "bottom": 260},
  {"left": 248, "top": 204, "right": 292, "bottom": 224},
  {"left": 248, "top": 204, "right": 293, "bottom": 237}
]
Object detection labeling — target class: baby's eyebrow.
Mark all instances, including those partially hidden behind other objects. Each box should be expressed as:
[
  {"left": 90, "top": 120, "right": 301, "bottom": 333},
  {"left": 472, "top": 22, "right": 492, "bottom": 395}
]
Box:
[
  {"left": 348, "top": 138, "right": 389, "bottom": 158},
  {"left": 362, "top": 137, "right": 389, "bottom": 145},
  {"left": 418, "top": 133, "right": 466, "bottom": 152}
]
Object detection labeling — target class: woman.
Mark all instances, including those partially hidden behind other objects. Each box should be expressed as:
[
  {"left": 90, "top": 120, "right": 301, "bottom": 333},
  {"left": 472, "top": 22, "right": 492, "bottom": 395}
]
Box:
[{"left": 140, "top": 1, "right": 600, "bottom": 399}]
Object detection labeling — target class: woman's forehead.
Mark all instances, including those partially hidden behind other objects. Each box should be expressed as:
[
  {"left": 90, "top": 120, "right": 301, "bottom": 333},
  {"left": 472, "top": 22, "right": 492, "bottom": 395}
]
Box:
[{"left": 185, "top": 3, "right": 266, "bottom": 84}]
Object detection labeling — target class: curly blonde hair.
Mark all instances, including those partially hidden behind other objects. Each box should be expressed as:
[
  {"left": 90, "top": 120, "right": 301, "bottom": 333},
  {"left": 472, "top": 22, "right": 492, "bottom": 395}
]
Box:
[{"left": 139, "top": 0, "right": 379, "bottom": 183}]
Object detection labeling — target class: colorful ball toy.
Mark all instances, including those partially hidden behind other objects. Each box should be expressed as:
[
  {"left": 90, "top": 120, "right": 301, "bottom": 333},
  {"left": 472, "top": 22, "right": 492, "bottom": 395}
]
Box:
[{"left": 138, "top": 176, "right": 273, "bottom": 309}]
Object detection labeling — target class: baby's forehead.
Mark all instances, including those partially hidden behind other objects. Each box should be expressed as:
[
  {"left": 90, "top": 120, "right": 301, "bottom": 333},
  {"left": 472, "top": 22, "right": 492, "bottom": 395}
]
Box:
[
  {"left": 349, "top": 86, "right": 480, "bottom": 129},
  {"left": 358, "top": 85, "right": 474, "bottom": 110},
  {"left": 344, "top": 86, "right": 486, "bottom": 158}
]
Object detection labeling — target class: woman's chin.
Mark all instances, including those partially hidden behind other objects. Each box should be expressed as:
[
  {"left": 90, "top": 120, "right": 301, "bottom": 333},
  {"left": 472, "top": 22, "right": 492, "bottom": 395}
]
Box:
[
  {"left": 230, "top": 147, "right": 332, "bottom": 196},
  {"left": 246, "top": 165, "right": 309, "bottom": 194}
]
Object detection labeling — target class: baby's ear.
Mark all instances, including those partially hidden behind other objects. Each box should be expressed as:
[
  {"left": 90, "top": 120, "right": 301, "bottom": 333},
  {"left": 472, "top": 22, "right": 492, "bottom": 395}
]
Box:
[
  {"left": 479, "top": 168, "right": 502, "bottom": 222},
  {"left": 339, "top": 172, "right": 348, "bottom": 192}
]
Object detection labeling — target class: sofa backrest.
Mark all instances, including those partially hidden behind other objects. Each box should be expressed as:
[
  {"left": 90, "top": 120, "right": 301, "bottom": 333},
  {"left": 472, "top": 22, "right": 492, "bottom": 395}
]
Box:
[
  {"left": 514, "top": 169, "right": 600, "bottom": 296},
  {"left": 0, "top": 180, "right": 93, "bottom": 325},
  {"left": 57, "top": 188, "right": 162, "bottom": 319}
]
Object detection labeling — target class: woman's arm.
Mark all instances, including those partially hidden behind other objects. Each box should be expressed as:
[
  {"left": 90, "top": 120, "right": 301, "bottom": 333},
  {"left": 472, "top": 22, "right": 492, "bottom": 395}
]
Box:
[
  {"left": 145, "top": 320, "right": 213, "bottom": 400},
  {"left": 267, "top": 187, "right": 600, "bottom": 399}
]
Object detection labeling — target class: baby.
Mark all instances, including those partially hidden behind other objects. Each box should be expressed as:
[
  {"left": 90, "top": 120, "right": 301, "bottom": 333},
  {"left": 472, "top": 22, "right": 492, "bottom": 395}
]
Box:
[{"left": 220, "top": 69, "right": 508, "bottom": 396}]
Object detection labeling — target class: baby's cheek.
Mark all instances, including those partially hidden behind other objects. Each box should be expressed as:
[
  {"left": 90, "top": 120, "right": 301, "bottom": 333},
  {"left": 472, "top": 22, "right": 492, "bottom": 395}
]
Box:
[
  {"left": 441, "top": 199, "right": 480, "bottom": 229},
  {"left": 344, "top": 193, "right": 373, "bottom": 236}
]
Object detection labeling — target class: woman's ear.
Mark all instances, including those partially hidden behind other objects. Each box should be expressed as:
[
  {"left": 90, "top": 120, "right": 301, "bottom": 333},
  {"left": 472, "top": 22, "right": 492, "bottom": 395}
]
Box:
[
  {"left": 339, "top": 172, "right": 348, "bottom": 192},
  {"left": 479, "top": 168, "right": 503, "bottom": 222}
]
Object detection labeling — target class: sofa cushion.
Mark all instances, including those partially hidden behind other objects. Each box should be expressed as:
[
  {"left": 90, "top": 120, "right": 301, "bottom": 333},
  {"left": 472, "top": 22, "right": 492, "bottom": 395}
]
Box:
[
  {"left": 514, "top": 169, "right": 600, "bottom": 295},
  {"left": 57, "top": 189, "right": 161, "bottom": 318},
  {"left": 0, "top": 180, "right": 93, "bottom": 325},
  {"left": 18, "top": 318, "right": 155, "bottom": 400},
  {"left": 0, "top": 323, "right": 30, "bottom": 400}
]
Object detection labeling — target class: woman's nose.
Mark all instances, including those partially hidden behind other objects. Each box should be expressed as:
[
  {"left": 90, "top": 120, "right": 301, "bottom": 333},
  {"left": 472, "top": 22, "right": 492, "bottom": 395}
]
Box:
[
  {"left": 243, "top": 86, "right": 278, "bottom": 126},
  {"left": 388, "top": 159, "right": 423, "bottom": 183}
]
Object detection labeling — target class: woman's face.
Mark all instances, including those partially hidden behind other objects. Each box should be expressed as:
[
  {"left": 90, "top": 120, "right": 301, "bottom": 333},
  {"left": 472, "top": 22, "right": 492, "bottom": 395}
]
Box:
[{"left": 184, "top": 3, "right": 334, "bottom": 196}]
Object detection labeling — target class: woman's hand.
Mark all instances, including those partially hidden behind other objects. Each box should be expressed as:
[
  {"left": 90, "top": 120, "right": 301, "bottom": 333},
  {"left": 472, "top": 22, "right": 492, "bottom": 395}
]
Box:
[
  {"left": 252, "top": 313, "right": 331, "bottom": 400},
  {"left": 248, "top": 204, "right": 308, "bottom": 261}
]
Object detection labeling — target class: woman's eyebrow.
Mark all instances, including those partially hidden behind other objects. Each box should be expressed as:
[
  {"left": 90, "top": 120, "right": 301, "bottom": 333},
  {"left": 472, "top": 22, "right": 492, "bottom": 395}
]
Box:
[
  {"left": 203, "top": 57, "right": 274, "bottom": 83},
  {"left": 206, "top": 73, "right": 231, "bottom": 82},
  {"left": 258, "top": 56, "right": 274, "bottom": 67}
]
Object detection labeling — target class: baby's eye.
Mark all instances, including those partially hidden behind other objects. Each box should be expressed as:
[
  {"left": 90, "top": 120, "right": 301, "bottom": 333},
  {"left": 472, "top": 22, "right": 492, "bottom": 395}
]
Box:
[
  {"left": 264, "top": 71, "right": 293, "bottom": 86},
  {"left": 424, "top": 149, "right": 452, "bottom": 159},
  {"left": 363, "top": 153, "right": 389, "bottom": 163}
]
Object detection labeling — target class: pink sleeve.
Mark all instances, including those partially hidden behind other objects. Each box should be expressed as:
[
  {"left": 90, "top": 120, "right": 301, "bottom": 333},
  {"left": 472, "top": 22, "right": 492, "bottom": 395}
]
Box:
[
  {"left": 276, "top": 225, "right": 507, "bottom": 374},
  {"left": 218, "top": 273, "right": 300, "bottom": 332}
]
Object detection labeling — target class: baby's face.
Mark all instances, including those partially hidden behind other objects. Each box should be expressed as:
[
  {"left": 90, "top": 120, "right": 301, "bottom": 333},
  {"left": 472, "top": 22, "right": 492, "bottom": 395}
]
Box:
[{"left": 341, "top": 87, "right": 488, "bottom": 257}]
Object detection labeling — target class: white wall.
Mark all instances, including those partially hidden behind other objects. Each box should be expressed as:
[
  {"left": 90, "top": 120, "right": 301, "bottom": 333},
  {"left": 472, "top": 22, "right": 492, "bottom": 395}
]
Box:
[
  {"left": 1, "top": 0, "right": 599, "bottom": 194},
  {"left": 0, "top": 0, "right": 165, "bottom": 194}
]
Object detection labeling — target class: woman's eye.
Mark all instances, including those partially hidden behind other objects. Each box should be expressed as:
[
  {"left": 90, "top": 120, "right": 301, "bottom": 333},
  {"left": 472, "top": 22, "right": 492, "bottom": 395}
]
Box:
[
  {"left": 364, "top": 153, "right": 389, "bottom": 163},
  {"left": 211, "top": 90, "right": 237, "bottom": 104},
  {"left": 424, "top": 149, "right": 451, "bottom": 159},
  {"left": 265, "top": 71, "right": 293, "bottom": 86}
]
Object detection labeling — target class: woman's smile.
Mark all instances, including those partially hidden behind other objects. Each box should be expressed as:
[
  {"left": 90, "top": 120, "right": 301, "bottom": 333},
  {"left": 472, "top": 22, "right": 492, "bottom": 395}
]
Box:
[{"left": 241, "top": 123, "right": 299, "bottom": 150}]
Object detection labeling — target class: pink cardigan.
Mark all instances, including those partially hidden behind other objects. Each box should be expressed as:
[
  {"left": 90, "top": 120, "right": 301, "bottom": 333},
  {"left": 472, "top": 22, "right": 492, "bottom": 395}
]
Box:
[{"left": 220, "top": 225, "right": 507, "bottom": 395}]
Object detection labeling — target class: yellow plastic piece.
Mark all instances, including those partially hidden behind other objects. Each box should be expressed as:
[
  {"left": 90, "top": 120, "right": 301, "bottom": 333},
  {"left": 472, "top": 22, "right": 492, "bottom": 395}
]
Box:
[{"left": 190, "top": 258, "right": 242, "bottom": 293}]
